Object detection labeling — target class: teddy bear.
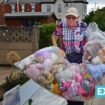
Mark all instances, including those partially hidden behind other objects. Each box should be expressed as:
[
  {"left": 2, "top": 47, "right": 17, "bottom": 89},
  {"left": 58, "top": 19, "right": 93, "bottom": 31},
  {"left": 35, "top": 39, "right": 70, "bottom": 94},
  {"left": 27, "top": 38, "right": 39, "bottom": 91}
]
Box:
[
  {"left": 50, "top": 63, "right": 66, "bottom": 75},
  {"left": 55, "top": 63, "right": 80, "bottom": 82},
  {"left": 91, "top": 47, "right": 105, "bottom": 64},
  {"left": 24, "top": 63, "right": 44, "bottom": 81},
  {"left": 86, "top": 63, "right": 105, "bottom": 82},
  {"left": 41, "top": 53, "right": 66, "bottom": 72},
  {"left": 14, "top": 54, "right": 36, "bottom": 70},
  {"left": 37, "top": 71, "right": 54, "bottom": 89},
  {"left": 82, "top": 41, "right": 103, "bottom": 63},
  {"left": 50, "top": 80, "right": 62, "bottom": 95},
  {"left": 34, "top": 46, "right": 65, "bottom": 63}
]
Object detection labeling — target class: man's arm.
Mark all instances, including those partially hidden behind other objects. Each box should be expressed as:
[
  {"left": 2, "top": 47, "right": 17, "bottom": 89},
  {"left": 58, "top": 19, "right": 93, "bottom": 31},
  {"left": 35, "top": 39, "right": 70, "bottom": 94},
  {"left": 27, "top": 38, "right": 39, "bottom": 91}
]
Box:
[
  {"left": 52, "top": 34, "right": 65, "bottom": 56},
  {"left": 52, "top": 21, "right": 62, "bottom": 46},
  {"left": 52, "top": 34, "right": 58, "bottom": 46}
]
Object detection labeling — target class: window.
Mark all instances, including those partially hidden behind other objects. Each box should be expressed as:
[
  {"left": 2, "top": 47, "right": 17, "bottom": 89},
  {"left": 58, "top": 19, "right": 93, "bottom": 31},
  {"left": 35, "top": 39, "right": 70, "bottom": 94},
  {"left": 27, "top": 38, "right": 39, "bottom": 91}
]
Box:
[
  {"left": 21, "top": 5, "right": 24, "bottom": 12},
  {"left": 31, "top": 5, "right": 35, "bottom": 12},
  {"left": 58, "top": 4, "right": 62, "bottom": 13},
  {"left": 25, "top": 4, "right": 31, "bottom": 12},
  {"left": 47, "top": 4, "right": 51, "bottom": 12},
  {"left": 11, "top": 5, "right": 15, "bottom": 13},
  {"left": 84, "top": 5, "right": 86, "bottom": 13},
  {"left": 35, "top": 3, "right": 41, "bottom": 12},
  {"left": 5, "top": 4, "right": 11, "bottom": 13}
]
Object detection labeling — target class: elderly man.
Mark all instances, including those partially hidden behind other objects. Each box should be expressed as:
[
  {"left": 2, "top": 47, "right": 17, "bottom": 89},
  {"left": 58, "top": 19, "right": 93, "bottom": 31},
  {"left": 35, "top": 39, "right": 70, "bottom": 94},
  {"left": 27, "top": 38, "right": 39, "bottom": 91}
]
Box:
[{"left": 52, "top": 7, "right": 87, "bottom": 105}]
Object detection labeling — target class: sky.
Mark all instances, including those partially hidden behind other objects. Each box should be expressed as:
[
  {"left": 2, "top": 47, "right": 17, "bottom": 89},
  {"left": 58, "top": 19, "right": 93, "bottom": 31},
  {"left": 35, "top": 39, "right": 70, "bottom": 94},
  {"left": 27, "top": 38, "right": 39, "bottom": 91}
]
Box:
[{"left": 87, "top": 0, "right": 105, "bottom": 13}]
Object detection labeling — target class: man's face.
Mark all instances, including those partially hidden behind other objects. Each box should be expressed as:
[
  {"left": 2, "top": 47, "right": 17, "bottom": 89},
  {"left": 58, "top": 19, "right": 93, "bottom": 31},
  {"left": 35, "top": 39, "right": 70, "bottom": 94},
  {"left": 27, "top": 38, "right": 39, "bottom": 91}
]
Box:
[{"left": 65, "top": 15, "right": 78, "bottom": 28}]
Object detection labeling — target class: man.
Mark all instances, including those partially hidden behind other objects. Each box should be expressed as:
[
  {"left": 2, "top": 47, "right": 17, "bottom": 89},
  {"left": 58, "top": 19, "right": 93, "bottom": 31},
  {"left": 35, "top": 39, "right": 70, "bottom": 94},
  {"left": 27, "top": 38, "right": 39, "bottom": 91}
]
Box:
[{"left": 52, "top": 7, "right": 87, "bottom": 105}]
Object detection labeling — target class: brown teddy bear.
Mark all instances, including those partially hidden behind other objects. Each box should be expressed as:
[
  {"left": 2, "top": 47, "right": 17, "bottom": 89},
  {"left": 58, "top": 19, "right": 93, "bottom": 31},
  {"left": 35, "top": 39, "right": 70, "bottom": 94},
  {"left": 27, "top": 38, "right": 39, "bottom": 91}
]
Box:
[
  {"left": 82, "top": 41, "right": 103, "bottom": 63},
  {"left": 50, "top": 63, "right": 65, "bottom": 75},
  {"left": 92, "top": 47, "right": 105, "bottom": 64},
  {"left": 37, "top": 71, "right": 54, "bottom": 89}
]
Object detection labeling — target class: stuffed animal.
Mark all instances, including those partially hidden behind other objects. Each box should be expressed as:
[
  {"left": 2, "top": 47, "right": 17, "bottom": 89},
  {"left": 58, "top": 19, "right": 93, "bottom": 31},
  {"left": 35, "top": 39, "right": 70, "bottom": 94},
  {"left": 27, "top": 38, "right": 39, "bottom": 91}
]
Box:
[
  {"left": 37, "top": 71, "right": 54, "bottom": 89},
  {"left": 24, "top": 63, "right": 44, "bottom": 81},
  {"left": 41, "top": 54, "right": 66, "bottom": 72},
  {"left": 91, "top": 47, "right": 105, "bottom": 64},
  {"left": 42, "top": 58, "right": 53, "bottom": 71},
  {"left": 51, "top": 63, "right": 65, "bottom": 75},
  {"left": 14, "top": 54, "right": 35, "bottom": 70},
  {"left": 82, "top": 41, "right": 103, "bottom": 63},
  {"left": 34, "top": 46, "right": 65, "bottom": 63},
  {"left": 55, "top": 63, "right": 80, "bottom": 82},
  {"left": 50, "top": 81, "right": 62, "bottom": 95},
  {"left": 86, "top": 64, "right": 105, "bottom": 81}
]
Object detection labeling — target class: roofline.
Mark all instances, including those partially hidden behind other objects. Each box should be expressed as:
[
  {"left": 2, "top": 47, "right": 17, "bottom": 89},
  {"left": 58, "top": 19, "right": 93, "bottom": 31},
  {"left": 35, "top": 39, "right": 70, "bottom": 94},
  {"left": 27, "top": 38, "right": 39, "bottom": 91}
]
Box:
[
  {"left": 41, "top": 0, "right": 57, "bottom": 4},
  {"left": 4, "top": 12, "right": 57, "bottom": 19},
  {"left": 36, "top": 0, "right": 88, "bottom": 4},
  {"left": 63, "top": 0, "right": 88, "bottom": 4},
  {"left": 4, "top": 0, "right": 57, "bottom": 4},
  {"left": 5, "top": 0, "right": 88, "bottom": 4}
]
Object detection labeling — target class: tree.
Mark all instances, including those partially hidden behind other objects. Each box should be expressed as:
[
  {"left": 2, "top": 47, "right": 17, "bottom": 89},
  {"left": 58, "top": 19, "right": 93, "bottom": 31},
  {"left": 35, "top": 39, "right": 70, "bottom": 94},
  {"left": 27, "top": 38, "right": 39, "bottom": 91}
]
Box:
[{"left": 83, "top": 7, "right": 105, "bottom": 31}]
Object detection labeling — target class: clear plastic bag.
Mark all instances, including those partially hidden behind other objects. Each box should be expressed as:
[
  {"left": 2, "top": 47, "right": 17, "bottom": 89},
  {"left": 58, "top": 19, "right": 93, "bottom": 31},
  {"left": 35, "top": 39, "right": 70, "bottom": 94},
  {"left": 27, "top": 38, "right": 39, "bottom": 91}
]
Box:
[
  {"left": 82, "top": 22, "right": 105, "bottom": 63},
  {"left": 34, "top": 46, "right": 65, "bottom": 63},
  {"left": 14, "top": 46, "right": 102, "bottom": 101},
  {"left": 82, "top": 41, "right": 103, "bottom": 63},
  {"left": 85, "top": 22, "right": 105, "bottom": 45}
]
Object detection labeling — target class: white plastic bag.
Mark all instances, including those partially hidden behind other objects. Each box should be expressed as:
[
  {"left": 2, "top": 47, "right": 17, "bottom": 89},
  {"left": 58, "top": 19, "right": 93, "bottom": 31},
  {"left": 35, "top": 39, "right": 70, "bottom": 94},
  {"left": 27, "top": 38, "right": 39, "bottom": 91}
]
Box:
[
  {"left": 82, "top": 41, "right": 103, "bottom": 63},
  {"left": 85, "top": 22, "right": 105, "bottom": 45}
]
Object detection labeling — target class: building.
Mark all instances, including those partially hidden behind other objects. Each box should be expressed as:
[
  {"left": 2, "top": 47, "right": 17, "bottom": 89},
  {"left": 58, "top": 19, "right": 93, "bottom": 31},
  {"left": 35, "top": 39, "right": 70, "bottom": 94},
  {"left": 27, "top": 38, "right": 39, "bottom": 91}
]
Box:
[
  {"left": 0, "top": 0, "right": 88, "bottom": 26},
  {"left": 0, "top": 0, "right": 5, "bottom": 25}
]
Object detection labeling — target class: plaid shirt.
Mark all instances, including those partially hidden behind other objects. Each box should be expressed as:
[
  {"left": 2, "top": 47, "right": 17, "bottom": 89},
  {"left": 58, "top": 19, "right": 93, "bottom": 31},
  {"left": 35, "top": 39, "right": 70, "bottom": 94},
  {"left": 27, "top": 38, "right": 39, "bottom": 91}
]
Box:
[{"left": 53, "top": 20, "right": 87, "bottom": 54}]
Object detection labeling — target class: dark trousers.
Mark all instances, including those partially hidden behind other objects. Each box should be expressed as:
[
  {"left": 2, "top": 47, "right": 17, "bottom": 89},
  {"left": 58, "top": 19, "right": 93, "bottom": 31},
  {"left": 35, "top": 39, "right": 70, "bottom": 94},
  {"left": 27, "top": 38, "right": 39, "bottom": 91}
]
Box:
[
  {"left": 66, "top": 52, "right": 84, "bottom": 105},
  {"left": 66, "top": 52, "right": 83, "bottom": 64}
]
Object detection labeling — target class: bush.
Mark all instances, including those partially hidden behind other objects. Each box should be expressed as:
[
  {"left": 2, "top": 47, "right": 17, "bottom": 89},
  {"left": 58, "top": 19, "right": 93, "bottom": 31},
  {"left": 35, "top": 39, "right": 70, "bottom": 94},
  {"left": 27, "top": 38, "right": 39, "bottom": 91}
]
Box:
[{"left": 38, "top": 23, "right": 56, "bottom": 48}]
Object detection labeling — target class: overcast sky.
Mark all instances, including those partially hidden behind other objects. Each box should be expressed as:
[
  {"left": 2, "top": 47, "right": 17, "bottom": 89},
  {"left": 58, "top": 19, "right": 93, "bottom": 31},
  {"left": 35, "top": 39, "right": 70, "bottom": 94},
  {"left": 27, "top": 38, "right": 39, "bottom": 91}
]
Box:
[{"left": 87, "top": 0, "right": 105, "bottom": 13}]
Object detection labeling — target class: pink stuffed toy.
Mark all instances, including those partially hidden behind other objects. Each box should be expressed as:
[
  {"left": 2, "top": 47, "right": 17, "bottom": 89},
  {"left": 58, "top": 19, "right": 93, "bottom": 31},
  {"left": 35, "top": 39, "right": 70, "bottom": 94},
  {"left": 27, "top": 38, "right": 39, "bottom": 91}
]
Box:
[{"left": 24, "top": 63, "right": 44, "bottom": 81}]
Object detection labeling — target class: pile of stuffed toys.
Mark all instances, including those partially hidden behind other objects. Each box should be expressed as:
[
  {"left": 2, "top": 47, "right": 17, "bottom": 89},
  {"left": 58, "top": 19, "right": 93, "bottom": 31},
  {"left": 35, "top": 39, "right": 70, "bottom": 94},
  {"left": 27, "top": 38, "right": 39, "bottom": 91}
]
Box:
[{"left": 14, "top": 22, "right": 105, "bottom": 101}]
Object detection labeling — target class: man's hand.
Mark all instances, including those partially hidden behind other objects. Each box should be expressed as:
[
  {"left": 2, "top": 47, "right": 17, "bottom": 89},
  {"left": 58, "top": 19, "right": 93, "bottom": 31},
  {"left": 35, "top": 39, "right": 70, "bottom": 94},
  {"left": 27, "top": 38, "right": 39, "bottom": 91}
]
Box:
[{"left": 53, "top": 43, "right": 57, "bottom": 47}]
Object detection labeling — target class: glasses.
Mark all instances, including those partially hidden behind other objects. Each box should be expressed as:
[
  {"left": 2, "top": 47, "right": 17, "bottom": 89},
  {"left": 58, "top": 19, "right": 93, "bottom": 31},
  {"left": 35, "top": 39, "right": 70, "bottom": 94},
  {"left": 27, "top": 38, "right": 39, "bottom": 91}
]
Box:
[{"left": 66, "top": 16, "right": 76, "bottom": 20}]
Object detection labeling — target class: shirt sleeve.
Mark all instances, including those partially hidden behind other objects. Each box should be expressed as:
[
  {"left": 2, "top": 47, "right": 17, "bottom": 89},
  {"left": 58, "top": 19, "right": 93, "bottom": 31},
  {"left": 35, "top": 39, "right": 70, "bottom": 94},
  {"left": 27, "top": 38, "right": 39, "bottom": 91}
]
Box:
[{"left": 52, "top": 22, "right": 62, "bottom": 36}]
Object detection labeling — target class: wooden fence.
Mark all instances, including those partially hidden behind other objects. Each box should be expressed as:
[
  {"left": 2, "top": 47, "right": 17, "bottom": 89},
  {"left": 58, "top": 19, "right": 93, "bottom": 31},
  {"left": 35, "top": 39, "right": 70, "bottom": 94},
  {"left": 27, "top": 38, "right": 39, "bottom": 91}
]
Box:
[{"left": 0, "top": 26, "right": 39, "bottom": 64}]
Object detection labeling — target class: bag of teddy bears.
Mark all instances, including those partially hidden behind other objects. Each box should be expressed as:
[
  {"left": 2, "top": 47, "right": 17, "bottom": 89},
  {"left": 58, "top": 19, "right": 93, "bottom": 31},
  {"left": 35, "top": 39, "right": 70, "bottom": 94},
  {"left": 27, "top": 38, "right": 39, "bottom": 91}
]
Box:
[
  {"left": 13, "top": 22, "right": 105, "bottom": 103},
  {"left": 82, "top": 41, "right": 103, "bottom": 64},
  {"left": 82, "top": 22, "right": 105, "bottom": 64},
  {"left": 14, "top": 46, "right": 105, "bottom": 102}
]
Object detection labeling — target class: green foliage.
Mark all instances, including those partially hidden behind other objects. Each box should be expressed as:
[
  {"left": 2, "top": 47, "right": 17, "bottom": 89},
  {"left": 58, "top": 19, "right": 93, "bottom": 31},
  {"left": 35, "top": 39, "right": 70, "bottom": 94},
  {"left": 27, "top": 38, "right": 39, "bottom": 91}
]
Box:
[
  {"left": 83, "top": 7, "right": 105, "bottom": 31},
  {"left": 5, "top": 73, "right": 29, "bottom": 91},
  {"left": 38, "top": 23, "right": 56, "bottom": 48},
  {"left": 83, "top": 11, "right": 95, "bottom": 24}
]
